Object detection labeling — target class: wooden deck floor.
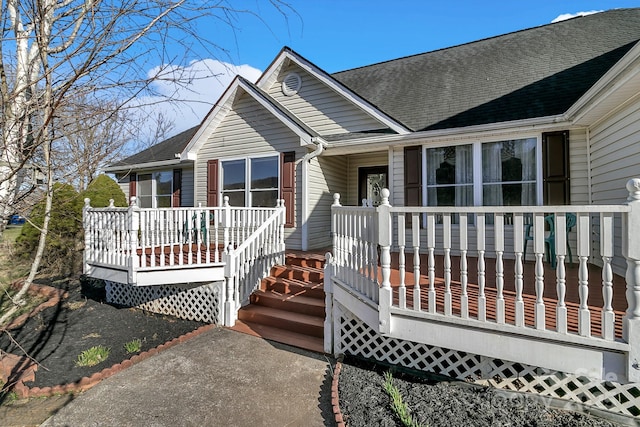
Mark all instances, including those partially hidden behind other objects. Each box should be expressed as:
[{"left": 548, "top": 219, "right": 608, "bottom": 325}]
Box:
[{"left": 386, "top": 253, "right": 627, "bottom": 339}]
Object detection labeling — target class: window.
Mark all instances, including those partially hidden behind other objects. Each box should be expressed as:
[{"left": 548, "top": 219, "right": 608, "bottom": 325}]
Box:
[
  {"left": 222, "top": 156, "right": 279, "bottom": 207},
  {"left": 423, "top": 137, "right": 539, "bottom": 207},
  {"left": 426, "top": 145, "right": 473, "bottom": 206},
  {"left": 137, "top": 171, "right": 172, "bottom": 208},
  {"left": 482, "top": 138, "right": 536, "bottom": 206}
]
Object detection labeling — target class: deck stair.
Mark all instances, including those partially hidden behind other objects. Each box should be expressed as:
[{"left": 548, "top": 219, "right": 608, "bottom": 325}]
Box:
[{"left": 230, "top": 252, "right": 326, "bottom": 353}]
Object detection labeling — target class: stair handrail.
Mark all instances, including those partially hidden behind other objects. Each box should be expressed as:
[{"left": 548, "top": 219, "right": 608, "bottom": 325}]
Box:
[{"left": 222, "top": 200, "right": 286, "bottom": 326}]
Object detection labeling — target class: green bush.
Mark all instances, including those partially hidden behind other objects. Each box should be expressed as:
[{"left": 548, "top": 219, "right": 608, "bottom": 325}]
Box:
[
  {"left": 15, "top": 176, "right": 126, "bottom": 276},
  {"left": 15, "top": 183, "right": 83, "bottom": 274},
  {"left": 83, "top": 174, "right": 127, "bottom": 208}
]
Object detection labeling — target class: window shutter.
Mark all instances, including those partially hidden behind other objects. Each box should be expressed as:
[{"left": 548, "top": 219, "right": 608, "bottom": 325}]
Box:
[
  {"left": 207, "top": 160, "right": 219, "bottom": 207},
  {"left": 404, "top": 146, "right": 422, "bottom": 206},
  {"left": 172, "top": 169, "right": 182, "bottom": 207},
  {"left": 542, "top": 131, "right": 570, "bottom": 205},
  {"left": 129, "top": 173, "right": 137, "bottom": 199},
  {"left": 281, "top": 152, "right": 295, "bottom": 228}
]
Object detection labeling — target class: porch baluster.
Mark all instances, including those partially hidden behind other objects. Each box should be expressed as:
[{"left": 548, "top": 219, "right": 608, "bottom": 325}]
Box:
[
  {"left": 476, "top": 213, "right": 486, "bottom": 322},
  {"left": 412, "top": 213, "right": 421, "bottom": 311},
  {"left": 494, "top": 213, "right": 505, "bottom": 324},
  {"left": 398, "top": 215, "right": 406, "bottom": 309},
  {"left": 556, "top": 214, "right": 568, "bottom": 334},
  {"left": 600, "top": 212, "right": 615, "bottom": 340},
  {"left": 460, "top": 213, "right": 469, "bottom": 319},
  {"left": 513, "top": 213, "right": 525, "bottom": 327},
  {"left": 443, "top": 214, "right": 452, "bottom": 316},
  {"left": 533, "top": 213, "right": 545, "bottom": 330},
  {"left": 577, "top": 212, "right": 591, "bottom": 337},
  {"left": 427, "top": 213, "right": 436, "bottom": 313}
]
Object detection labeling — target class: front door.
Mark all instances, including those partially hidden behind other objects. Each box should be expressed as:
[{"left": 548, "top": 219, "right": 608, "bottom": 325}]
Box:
[{"left": 358, "top": 166, "right": 388, "bottom": 207}]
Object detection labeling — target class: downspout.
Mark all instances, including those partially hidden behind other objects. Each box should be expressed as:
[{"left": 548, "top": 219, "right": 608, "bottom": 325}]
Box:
[
  {"left": 301, "top": 137, "right": 326, "bottom": 251},
  {"left": 586, "top": 128, "right": 592, "bottom": 204}
]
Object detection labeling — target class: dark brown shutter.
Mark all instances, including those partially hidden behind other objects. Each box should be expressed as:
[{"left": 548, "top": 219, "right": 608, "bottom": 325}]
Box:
[
  {"left": 281, "top": 151, "right": 295, "bottom": 228},
  {"left": 404, "top": 146, "right": 422, "bottom": 206},
  {"left": 542, "top": 131, "right": 570, "bottom": 205},
  {"left": 129, "top": 173, "right": 137, "bottom": 198},
  {"left": 207, "top": 160, "right": 219, "bottom": 207},
  {"left": 172, "top": 169, "right": 182, "bottom": 207}
]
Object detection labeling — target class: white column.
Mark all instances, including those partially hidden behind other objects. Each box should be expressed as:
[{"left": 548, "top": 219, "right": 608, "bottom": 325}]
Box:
[
  {"left": 377, "top": 189, "right": 392, "bottom": 334},
  {"left": 623, "top": 178, "right": 640, "bottom": 382}
]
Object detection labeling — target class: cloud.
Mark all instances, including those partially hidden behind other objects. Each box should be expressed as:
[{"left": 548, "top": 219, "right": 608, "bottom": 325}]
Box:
[
  {"left": 551, "top": 10, "right": 602, "bottom": 23},
  {"left": 132, "top": 58, "right": 262, "bottom": 142}
]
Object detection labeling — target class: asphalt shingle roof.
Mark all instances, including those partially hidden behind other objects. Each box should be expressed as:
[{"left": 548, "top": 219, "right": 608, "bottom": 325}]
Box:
[
  {"left": 332, "top": 8, "right": 640, "bottom": 131},
  {"left": 109, "top": 126, "right": 199, "bottom": 169}
]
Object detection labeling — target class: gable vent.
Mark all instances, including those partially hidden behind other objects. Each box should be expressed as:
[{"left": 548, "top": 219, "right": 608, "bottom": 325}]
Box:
[{"left": 282, "top": 72, "right": 302, "bottom": 96}]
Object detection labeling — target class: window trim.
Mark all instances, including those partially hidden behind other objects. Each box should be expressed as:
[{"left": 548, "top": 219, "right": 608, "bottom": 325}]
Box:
[
  {"left": 421, "top": 135, "right": 544, "bottom": 208},
  {"left": 136, "top": 170, "right": 174, "bottom": 208},
  {"left": 220, "top": 154, "right": 281, "bottom": 207}
]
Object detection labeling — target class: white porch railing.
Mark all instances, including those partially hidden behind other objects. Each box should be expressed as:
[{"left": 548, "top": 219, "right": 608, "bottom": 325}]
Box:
[
  {"left": 328, "top": 178, "right": 640, "bottom": 384},
  {"left": 223, "top": 200, "right": 286, "bottom": 325},
  {"left": 83, "top": 196, "right": 282, "bottom": 287}
]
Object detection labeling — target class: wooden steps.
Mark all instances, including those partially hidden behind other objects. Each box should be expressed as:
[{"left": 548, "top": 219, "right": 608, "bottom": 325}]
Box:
[{"left": 230, "top": 252, "right": 326, "bottom": 353}]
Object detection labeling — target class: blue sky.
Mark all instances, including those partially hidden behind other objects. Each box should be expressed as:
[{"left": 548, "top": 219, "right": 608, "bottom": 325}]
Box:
[{"left": 137, "top": 1, "right": 640, "bottom": 139}]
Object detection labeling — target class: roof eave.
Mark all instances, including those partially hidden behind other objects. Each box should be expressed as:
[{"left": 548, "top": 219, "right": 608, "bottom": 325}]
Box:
[{"left": 103, "top": 158, "right": 190, "bottom": 173}]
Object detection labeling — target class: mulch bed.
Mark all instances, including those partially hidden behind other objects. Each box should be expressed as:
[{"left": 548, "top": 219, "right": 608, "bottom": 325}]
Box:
[{"left": 0, "top": 277, "right": 207, "bottom": 397}]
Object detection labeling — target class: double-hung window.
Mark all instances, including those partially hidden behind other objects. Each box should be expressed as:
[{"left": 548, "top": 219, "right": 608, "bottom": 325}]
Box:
[
  {"left": 222, "top": 156, "right": 279, "bottom": 207},
  {"left": 425, "top": 137, "right": 538, "bottom": 207},
  {"left": 137, "top": 171, "right": 172, "bottom": 208}
]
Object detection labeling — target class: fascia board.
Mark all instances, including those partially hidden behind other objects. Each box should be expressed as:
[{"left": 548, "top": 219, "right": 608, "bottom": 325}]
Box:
[
  {"left": 565, "top": 41, "right": 640, "bottom": 124},
  {"left": 324, "top": 115, "right": 571, "bottom": 152},
  {"left": 103, "top": 158, "right": 185, "bottom": 173}
]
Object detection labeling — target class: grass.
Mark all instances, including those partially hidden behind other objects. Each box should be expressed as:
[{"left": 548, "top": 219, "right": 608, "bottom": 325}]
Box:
[
  {"left": 75, "top": 345, "right": 110, "bottom": 367},
  {"left": 123, "top": 338, "right": 142, "bottom": 354},
  {"left": 383, "top": 371, "right": 424, "bottom": 427}
]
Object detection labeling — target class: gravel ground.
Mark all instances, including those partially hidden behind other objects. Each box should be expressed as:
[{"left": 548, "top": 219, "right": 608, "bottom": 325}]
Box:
[{"left": 338, "top": 357, "right": 628, "bottom": 427}]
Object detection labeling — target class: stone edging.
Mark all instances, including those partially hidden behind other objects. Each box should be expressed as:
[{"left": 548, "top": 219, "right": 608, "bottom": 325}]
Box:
[
  {"left": 331, "top": 354, "right": 346, "bottom": 427},
  {"left": 13, "top": 323, "right": 216, "bottom": 398},
  {"left": 5, "top": 280, "right": 68, "bottom": 330}
]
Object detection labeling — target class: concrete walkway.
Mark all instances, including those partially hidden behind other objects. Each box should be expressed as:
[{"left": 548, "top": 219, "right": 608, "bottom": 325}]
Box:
[{"left": 42, "top": 328, "right": 335, "bottom": 426}]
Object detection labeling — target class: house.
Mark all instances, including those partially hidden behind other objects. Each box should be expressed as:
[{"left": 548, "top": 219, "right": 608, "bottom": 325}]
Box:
[{"left": 89, "top": 9, "right": 640, "bottom": 419}]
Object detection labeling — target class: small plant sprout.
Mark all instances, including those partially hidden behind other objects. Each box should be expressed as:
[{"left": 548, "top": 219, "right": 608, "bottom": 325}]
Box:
[
  {"left": 383, "top": 371, "right": 424, "bottom": 427},
  {"left": 76, "top": 345, "right": 110, "bottom": 367},
  {"left": 124, "top": 338, "right": 142, "bottom": 354}
]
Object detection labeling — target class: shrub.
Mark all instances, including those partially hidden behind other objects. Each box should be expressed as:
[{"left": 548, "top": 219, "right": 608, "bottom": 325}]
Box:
[
  {"left": 83, "top": 174, "right": 127, "bottom": 208},
  {"left": 76, "top": 345, "right": 110, "bottom": 367},
  {"left": 15, "top": 183, "right": 83, "bottom": 275}
]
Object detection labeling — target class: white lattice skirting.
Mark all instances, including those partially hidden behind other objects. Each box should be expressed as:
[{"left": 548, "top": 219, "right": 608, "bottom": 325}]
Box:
[
  {"left": 106, "top": 281, "right": 224, "bottom": 324},
  {"left": 335, "top": 302, "right": 640, "bottom": 419}
]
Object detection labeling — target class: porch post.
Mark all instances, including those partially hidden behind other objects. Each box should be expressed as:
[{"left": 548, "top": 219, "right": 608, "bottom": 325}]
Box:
[
  {"left": 378, "top": 189, "right": 392, "bottom": 334},
  {"left": 324, "top": 252, "right": 335, "bottom": 354},
  {"left": 82, "top": 198, "right": 92, "bottom": 274},
  {"left": 222, "top": 196, "right": 231, "bottom": 249},
  {"left": 623, "top": 178, "right": 640, "bottom": 382},
  {"left": 127, "top": 196, "right": 140, "bottom": 284},
  {"left": 223, "top": 244, "right": 237, "bottom": 326}
]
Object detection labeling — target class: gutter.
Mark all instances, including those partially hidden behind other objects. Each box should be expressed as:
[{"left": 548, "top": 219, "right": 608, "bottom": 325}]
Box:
[{"left": 301, "top": 137, "right": 327, "bottom": 251}]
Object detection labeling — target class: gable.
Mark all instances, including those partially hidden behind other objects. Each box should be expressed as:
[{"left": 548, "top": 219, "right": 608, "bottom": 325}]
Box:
[
  {"left": 265, "top": 62, "right": 389, "bottom": 136},
  {"left": 197, "top": 92, "right": 301, "bottom": 160}
]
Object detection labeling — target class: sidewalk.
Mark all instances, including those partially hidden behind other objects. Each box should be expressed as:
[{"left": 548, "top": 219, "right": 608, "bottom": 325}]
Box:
[{"left": 41, "top": 328, "right": 335, "bottom": 426}]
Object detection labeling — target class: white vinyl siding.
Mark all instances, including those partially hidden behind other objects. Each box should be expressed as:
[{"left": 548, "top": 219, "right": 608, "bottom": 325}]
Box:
[
  {"left": 589, "top": 99, "right": 640, "bottom": 275},
  {"left": 567, "top": 129, "right": 589, "bottom": 205},
  {"left": 267, "top": 64, "right": 386, "bottom": 136},
  {"left": 307, "top": 155, "right": 348, "bottom": 249},
  {"left": 194, "top": 92, "right": 305, "bottom": 249}
]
